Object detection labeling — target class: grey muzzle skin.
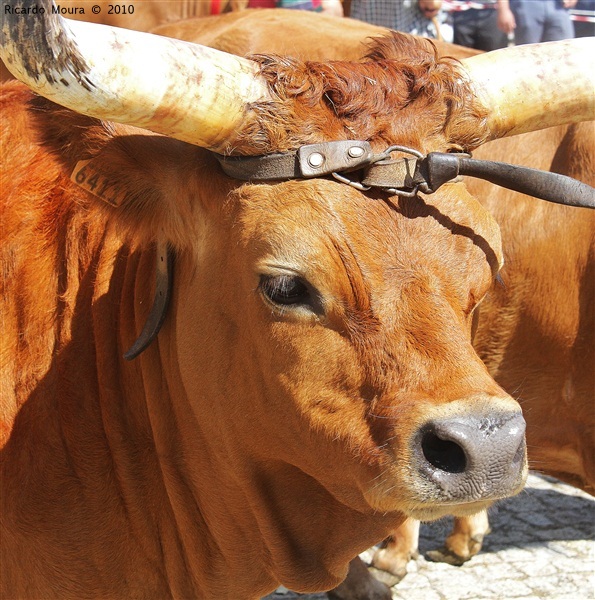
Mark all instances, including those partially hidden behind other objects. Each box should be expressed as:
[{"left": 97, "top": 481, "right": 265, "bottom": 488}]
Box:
[{"left": 413, "top": 412, "right": 527, "bottom": 503}]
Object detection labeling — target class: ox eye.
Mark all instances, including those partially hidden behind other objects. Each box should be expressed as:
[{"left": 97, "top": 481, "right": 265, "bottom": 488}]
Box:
[{"left": 260, "top": 274, "right": 311, "bottom": 306}]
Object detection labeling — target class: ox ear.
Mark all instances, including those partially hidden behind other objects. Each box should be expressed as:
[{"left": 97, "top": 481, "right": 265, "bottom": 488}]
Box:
[
  {"left": 32, "top": 96, "right": 227, "bottom": 249},
  {"left": 70, "top": 133, "right": 217, "bottom": 248}
]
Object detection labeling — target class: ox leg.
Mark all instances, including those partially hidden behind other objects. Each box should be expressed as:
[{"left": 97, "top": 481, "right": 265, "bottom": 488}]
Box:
[
  {"left": 370, "top": 518, "right": 420, "bottom": 582},
  {"left": 327, "top": 557, "right": 392, "bottom": 600},
  {"left": 426, "top": 510, "right": 491, "bottom": 565}
]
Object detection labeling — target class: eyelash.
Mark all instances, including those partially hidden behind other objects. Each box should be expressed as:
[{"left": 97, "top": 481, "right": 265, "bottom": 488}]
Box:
[{"left": 260, "top": 275, "right": 311, "bottom": 307}]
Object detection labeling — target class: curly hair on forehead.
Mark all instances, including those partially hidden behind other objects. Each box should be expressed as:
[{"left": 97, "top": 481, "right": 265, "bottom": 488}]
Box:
[{"left": 231, "top": 32, "right": 490, "bottom": 155}]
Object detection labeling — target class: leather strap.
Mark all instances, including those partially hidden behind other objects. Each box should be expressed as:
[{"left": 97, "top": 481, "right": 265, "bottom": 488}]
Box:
[
  {"left": 362, "top": 157, "right": 424, "bottom": 191},
  {"left": 217, "top": 140, "right": 375, "bottom": 180},
  {"left": 422, "top": 153, "right": 595, "bottom": 209},
  {"left": 217, "top": 142, "right": 595, "bottom": 209},
  {"left": 218, "top": 151, "right": 301, "bottom": 180}
]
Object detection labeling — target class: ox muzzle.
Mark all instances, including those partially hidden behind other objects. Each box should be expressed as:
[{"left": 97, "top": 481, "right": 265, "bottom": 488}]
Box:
[{"left": 413, "top": 411, "right": 526, "bottom": 503}]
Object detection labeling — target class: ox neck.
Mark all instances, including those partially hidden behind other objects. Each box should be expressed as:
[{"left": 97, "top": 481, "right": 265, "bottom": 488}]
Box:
[
  {"left": 138, "top": 324, "right": 400, "bottom": 598},
  {"left": 1, "top": 241, "right": 271, "bottom": 598},
  {"left": 3, "top": 235, "right": 400, "bottom": 598}
]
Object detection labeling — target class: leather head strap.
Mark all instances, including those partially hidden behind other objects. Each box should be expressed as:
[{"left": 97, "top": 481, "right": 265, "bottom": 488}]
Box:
[
  {"left": 218, "top": 140, "right": 375, "bottom": 181},
  {"left": 215, "top": 141, "right": 595, "bottom": 209}
]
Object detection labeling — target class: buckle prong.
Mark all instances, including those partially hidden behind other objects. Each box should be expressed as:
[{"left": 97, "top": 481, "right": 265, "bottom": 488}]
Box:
[{"left": 332, "top": 171, "right": 372, "bottom": 191}]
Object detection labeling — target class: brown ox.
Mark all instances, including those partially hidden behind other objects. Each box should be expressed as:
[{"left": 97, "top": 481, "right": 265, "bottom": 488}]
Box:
[
  {"left": 170, "top": 8, "right": 595, "bottom": 587},
  {"left": 1, "top": 3, "right": 592, "bottom": 599},
  {"left": 157, "top": 10, "right": 595, "bottom": 587},
  {"left": 152, "top": 8, "right": 479, "bottom": 60}
]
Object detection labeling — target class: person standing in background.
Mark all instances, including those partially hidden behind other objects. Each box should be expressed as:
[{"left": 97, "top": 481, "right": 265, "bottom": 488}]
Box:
[
  {"left": 248, "top": 0, "right": 343, "bottom": 14},
  {"left": 446, "top": 1, "right": 509, "bottom": 50},
  {"left": 497, "top": 0, "right": 577, "bottom": 44},
  {"left": 350, "top": 0, "right": 443, "bottom": 38}
]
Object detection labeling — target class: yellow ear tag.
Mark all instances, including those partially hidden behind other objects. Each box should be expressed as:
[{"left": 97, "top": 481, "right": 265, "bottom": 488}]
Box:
[{"left": 71, "top": 159, "right": 127, "bottom": 207}]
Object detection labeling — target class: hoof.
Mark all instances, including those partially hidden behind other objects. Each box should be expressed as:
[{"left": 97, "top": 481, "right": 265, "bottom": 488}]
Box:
[
  {"left": 368, "top": 566, "right": 404, "bottom": 588},
  {"left": 425, "top": 548, "right": 467, "bottom": 566},
  {"left": 371, "top": 548, "right": 409, "bottom": 580}
]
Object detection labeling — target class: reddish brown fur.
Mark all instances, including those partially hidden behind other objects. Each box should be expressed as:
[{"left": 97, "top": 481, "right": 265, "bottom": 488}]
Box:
[
  {"left": 1, "top": 76, "right": 514, "bottom": 597},
  {"left": 5, "top": 11, "right": 582, "bottom": 600},
  {"left": 1, "top": 76, "right": 515, "bottom": 600},
  {"left": 235, "top": 33, "right": 489, "bottom": 154},
  {"left": 155, "top": 7, "right": 594, "bottom": 494}
]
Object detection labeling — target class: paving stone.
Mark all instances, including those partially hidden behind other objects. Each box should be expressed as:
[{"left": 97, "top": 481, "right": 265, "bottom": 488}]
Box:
[
  {"left": 546, "top": 539, "right": 587, "bottom": 558},
  {"left": 484, "top": 546, "right": 537, "bottom": 562},
  {"left": 528, "top": 572, "right": 590, "bottom": 596},
  {"left": 516, "top": 559, "right": 559, "bottom": 577},
  {"left": 391, "top": 583, "right": 443, "bottom": 600},
  {"left": 550, "top": 596, "right": 593, "bottom": 600},
  {"left": 484, "top": 577, "right": 535, "bottom": 597}
]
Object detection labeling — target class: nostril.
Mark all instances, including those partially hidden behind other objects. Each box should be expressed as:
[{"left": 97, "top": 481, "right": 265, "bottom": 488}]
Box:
[
  {"left": 512, "top": 436, "right": 526, "bottom": 466},
  {"left": 421, "top": 431, "right": 467, "bottom": 474}
]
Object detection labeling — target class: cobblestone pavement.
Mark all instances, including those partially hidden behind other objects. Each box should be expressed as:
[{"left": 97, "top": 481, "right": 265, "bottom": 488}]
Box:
[{"left": 263, "top": 473, "right": 594, "bottom": 600}]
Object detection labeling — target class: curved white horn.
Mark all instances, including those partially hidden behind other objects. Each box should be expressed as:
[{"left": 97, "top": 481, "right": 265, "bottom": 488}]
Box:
[
  {"left": 461, "top": 38, "right": 595, "bottom": 141},
  {"left": 0, "top": 0, "right": 272, "bottom": 152}
]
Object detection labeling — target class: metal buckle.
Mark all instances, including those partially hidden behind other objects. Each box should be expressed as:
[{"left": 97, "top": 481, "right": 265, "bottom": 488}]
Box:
[
  {"left": 363, "top": 145, "right": 427, "bottom": 198},
  {"left": 331, "top": 145, "right": 426, "bottom": 194}
]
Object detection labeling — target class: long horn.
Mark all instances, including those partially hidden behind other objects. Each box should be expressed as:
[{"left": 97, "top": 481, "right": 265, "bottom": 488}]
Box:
[
  {"left": 0, "top": 0, "right": 272, "bottom": 152},
  {"left": 461, "top": 38, "right": 595, "bottom": 141}
]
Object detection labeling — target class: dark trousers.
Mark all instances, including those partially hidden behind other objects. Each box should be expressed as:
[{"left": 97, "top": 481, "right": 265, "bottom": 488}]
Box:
[{"left": 453, "top": 8, "right": 509, "bottom": 51}]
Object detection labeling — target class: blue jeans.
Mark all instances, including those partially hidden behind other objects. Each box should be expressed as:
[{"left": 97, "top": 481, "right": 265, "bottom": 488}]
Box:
[{"left": 510, "top": 0, "right": 574, "bottom": 44}]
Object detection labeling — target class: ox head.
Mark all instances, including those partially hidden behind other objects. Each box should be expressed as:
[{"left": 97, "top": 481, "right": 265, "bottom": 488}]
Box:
[{"left": 2, "top": 2, "right": 593, "bottom": 586}]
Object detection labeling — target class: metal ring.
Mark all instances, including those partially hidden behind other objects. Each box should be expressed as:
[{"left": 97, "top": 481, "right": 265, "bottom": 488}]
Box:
[{"left": 382, "top": 145, "right": 425, "bottom": 160}]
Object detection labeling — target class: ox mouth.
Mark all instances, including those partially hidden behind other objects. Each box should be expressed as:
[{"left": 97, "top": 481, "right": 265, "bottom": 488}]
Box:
[{"left": 405, "top": 498, "right": 501, "bottom": 522}]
